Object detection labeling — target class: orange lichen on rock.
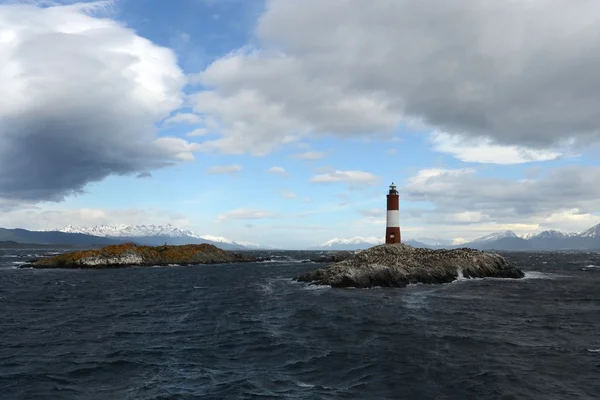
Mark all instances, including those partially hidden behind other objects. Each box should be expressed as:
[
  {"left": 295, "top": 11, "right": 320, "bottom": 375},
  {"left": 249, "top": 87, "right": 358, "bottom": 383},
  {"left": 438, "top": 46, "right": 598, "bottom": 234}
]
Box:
[{"left": 31, "top": 243, "right": 254, "bottom": 269}]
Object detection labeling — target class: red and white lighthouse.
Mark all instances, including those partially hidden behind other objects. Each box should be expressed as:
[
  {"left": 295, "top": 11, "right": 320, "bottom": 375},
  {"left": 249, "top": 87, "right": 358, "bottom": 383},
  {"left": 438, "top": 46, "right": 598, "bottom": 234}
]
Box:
[{"left": 385, "top": 182, "right": 401, "bottom": 244}]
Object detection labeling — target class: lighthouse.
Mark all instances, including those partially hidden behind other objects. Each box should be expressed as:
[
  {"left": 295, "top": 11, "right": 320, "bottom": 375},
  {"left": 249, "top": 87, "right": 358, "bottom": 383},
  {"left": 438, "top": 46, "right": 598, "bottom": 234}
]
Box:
[{"left": 385, "top": 182, "right": 401, "bottom": 244}]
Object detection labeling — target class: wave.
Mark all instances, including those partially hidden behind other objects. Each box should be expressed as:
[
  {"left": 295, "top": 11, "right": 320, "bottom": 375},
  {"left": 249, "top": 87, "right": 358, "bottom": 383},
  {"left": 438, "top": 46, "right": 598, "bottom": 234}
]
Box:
[
  {"left": 300, "top": 283, "right": 331, "bottom": 291},
  {"left": 581, "top": 265, "right": 600, "bottom": 270},
  {"left": 523, "top": 271, "right": 572, "bottom": 279},
  {"left": 587, "top": 348, "right": 600, "bottom": 353},
  {"left": 258, "top": 258, "right": 314, "bottom": 264}
]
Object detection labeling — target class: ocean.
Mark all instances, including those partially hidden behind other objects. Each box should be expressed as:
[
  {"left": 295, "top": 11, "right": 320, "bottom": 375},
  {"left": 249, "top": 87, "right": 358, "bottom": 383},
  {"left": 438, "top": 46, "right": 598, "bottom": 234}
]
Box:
[{"left": 1, "top": 248, "right": 599, "bottom": 399}]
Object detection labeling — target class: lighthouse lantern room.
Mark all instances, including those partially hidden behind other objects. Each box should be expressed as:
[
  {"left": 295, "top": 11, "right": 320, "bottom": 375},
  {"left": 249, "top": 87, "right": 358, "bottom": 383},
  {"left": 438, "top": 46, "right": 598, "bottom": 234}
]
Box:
[{"left": 385, "top": 182, "right": 401, "bottom": 244}]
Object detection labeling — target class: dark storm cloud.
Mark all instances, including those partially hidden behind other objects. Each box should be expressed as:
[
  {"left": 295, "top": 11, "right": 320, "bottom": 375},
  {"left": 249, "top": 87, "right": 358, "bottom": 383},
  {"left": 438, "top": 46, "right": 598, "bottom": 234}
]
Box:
[{"left": 0, "top": 3, "right": 196, "bottom": 201}]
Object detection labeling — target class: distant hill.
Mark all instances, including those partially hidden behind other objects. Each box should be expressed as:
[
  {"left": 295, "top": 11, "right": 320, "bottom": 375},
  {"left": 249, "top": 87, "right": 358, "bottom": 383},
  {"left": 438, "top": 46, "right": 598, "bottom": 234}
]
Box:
[
  {"left": 311, "top": 236, "right": 432, "bottom": 250},
  {"left": 461, "top": 223, "right": 600, "bottom": 251},
  {"left": 0, "top": 240, "right": 85, "bottom": 249},
  {"left": 51, "top": 224, "right": 265, "bottom": 250},
  {"left": 314, "top": 223, "right": 600, "bottom": 252},
  {"left": 0, "top": 228, "right": 123, "bottom": 246},
  {"left": 0, "top": 225, "right": 277, "bottom": 250}
]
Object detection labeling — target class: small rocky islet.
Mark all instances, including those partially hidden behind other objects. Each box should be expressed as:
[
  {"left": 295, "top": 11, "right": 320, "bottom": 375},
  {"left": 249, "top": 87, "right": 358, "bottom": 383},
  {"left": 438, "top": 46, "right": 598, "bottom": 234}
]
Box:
[
  {"left": 24, "top": 242, "right": 256, "bottom": 269},
  {"left": 296, "top": 243, "right": 524, "bottom": 288}
]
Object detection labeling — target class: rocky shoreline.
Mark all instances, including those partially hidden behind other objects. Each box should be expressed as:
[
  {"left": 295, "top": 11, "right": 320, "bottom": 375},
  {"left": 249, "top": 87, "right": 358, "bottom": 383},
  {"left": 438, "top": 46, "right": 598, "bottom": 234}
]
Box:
[
  {"left": 23, "top": 243, "right": 256, "bottom": 269},
  {"left": 295, "top": 243, "right": 524, "bottom": 288}
]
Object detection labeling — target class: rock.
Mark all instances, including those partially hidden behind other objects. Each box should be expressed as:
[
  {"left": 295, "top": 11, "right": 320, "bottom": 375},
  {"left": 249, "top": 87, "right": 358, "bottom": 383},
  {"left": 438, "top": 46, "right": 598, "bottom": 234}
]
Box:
[
  {"left": 310, "top": 251, "right": 355, "bottom": 263},
  {"left": 24, "top": 242, "right": 256, "bottom": 269},
  {"left": 295, "top": 243, "right": 524, "bottom": 288}
]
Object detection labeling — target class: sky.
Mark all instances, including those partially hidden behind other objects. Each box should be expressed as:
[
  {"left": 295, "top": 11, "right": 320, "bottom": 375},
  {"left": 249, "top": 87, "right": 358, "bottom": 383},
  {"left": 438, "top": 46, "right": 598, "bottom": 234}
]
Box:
[{"left": 1, "top": 0, "right": 600, "bottom": 249}]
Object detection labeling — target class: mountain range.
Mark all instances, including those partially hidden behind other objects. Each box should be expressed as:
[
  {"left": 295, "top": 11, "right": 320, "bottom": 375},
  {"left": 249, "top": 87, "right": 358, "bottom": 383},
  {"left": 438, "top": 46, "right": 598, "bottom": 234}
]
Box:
[
  {"left": 1, "top": 223, "right": 599, "bottom": 251},
  {"left": 313, "top": 223, "right": 600, "bottom": 251},
  {"left": 0, "top": 224, "right": 268, "bottom": 250}
]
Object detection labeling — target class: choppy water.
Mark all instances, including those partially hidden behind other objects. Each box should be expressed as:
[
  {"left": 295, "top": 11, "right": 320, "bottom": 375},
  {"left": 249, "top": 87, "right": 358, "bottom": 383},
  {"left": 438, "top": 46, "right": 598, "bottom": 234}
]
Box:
[{"left": 1, "top": 249, "right": 599, "bottom": 399}]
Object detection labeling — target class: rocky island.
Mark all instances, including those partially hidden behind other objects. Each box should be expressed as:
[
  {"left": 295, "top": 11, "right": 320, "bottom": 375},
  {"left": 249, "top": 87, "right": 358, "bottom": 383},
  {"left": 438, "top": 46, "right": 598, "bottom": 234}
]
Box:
[
  {"left": 24, "top": 242, "right": 255, "bottom": 269},
  {"left": 296, "top": 243, "right": 524, "bottom": 288}
]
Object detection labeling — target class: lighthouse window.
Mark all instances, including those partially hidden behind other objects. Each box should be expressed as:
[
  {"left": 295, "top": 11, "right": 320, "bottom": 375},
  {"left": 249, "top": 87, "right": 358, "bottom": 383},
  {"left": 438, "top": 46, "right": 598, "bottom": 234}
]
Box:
[{"left": 390, "top": 234, "right": 395, "bottom": 238}]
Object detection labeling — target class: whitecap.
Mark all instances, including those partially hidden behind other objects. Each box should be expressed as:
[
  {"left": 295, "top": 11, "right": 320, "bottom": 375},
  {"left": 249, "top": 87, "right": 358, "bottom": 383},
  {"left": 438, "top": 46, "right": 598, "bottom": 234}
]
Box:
[
  {"left": 256, "top": 282, "right": 274, "bottom": 295},
  {"left": 523, "top": 271, "right": 572, "bottom": 279},
  {"left": 301, "top": 284, "right": 331, "bottom": 291},
  {"left": 295, "top": 381, "right": 315, "bottom": 388},
  {"left": 587, "top": 348, "right": 600, "bottom": 353},
  {"left": 456, "top": 268, "right": 467, "bottom": 281}
]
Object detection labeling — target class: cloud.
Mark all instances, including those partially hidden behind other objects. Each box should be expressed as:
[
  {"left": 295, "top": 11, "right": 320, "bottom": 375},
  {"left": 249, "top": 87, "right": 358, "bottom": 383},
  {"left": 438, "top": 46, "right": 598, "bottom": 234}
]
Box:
[
  {"left": 430, "top": 132, "right": 565, "bottom": 164},
  {"left": 267, "top": 166, "right": 289, "bottom": 177},
  {"left": 163, "top": 112, "right": 202, "bottom": 125},
  {"left": 293, "top": 151, "right": 326, "bottom": 160},
  {"left": 206, "top": 164, "right": 243, "bottom": 174},
  {"left": 217, "top": 208, "right": 280, "bottom": 221},
  {"left": 188, "top": 0, "right": 600, "bottom": 154},
  {"left": 0, "top": 206, "right": 192, "bottom": 231},
  {"left": 0, "top": 2, "right": 196, "bottom": 202},
  {"left": 186, "top": 128, "right": 209, "bottom": 137},
  {"left": 403, "top": 166, "right": 600, "bottom": 230},
  {"left": 136, "top": 172, "right": 152, "bottom": 179},
  {"left": 280, "top": 189, "right": 297, "bottom": 199},
  {"left": 310, "top": 170, "right": 378, "bottom": 186},
  {"left": 358, "top": 208, "right": 383, "bottom": 218}
]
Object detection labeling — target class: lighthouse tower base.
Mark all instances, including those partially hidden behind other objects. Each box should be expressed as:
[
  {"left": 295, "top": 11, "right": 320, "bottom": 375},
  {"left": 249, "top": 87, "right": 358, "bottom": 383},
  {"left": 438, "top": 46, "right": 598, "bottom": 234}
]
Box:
[{"left": 386, "top": 227, "right": 401, "bottom": 244}]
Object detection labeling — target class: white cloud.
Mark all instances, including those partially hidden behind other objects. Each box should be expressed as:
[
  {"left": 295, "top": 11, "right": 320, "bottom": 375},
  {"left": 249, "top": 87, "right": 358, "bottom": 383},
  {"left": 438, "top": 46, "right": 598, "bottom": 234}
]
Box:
[
  {"left": 186, "top": 128, "right": 209, "bottom": 137},
  {"left": 541, "top": 209, "right": 600, "bottom": 233},
  {"left": 403, "top": 166, "right": 600, "bottom": 231},
  {"left": 407, "top": 168, "right": 475, "bottom": 186},
  {"left": 216, "top": 208, "right": 280, "bottom": 221},
  {"left": 0, "top": 2, "right": 198, "bottom": 201},
  {"left": 155, "top": 137, "right": 202, "bottom": 162},
  {"left": 0, "top": 206, "right": 192, "bottom": 231},
  {"left": 358, "top": 208, "right": 383, "bottom": 218},
  {"left": 267, "top": 166, "right": 289, "bottom": 177},
  {"left": 280, "top": 189, "right": 297, "bottom": 199},
  {"left": 293, "top": 151, "right": 326, "bottom": 160},
  {"left": 430, "top": 132, "right": 564, "bottom": 164},
  {"left": 164, "top": 112, "right": 202, "bottom": 125},
  {"left": 206, "top": 164, "right": 243, "bottom": 174},
  {"left": 310, "top": 170, "right": 378, "bottom": 186}
]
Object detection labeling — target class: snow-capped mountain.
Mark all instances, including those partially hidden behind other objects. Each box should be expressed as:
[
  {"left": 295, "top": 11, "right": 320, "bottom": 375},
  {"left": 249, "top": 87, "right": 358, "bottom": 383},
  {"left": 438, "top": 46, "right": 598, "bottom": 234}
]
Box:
[
  {"left": 463, "top": 224, "right": 600, "bottom": 250},
  {"left": 54, "top": 224, "right": 254, "bottom": 250},
  {"left": 313, "top": 236, "right": 384, "bottom": 250},
  {"left": 469, "top": 230, "right": 518, "bottom": 243},
  {"left": 580, "top": 223, "right": 600, "bottom": 238},
  {"left": 322, "top": 237, "right": 383, "bottom": 246},
  {"left": 312, "top": 236, "right": 433, "bottom": 250},
  {"left": 530, "top": 230, "right": 574, "bottom": 240},
  {"left": 59, "top": 224, "right": 203, "bottom": 239},
  {"left": 413, "top": 237, "right": 455, "bottom": 246},
  {"left": 520, "top": 233, "right": 536, "bottom": 240}
]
